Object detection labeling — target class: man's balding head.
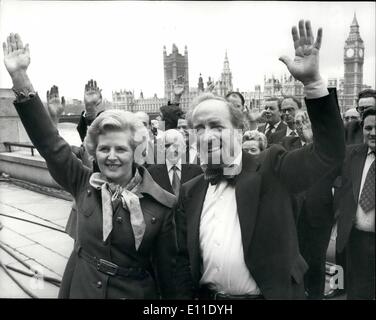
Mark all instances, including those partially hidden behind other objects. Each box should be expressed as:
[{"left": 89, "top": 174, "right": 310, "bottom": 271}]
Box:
[{"left": 164, "top": 129, "right": 186, "bottom": 164}]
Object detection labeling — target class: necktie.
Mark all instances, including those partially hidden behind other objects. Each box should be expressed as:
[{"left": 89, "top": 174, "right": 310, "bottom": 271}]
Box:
[
  {"left": 265, "top": 124, "right": 275, "bottom": 140},
  {"left": 289, "top": 131, "right": 297, "bottom": 136},
  {"left": 186, "top": 145, "right": 190, "bottom": 164},
  {"left": 359, "top": 158, "right": 375, "bottom": 213},
  {"left": 171, "top": 165, "right": 181, "bottom": 197}
]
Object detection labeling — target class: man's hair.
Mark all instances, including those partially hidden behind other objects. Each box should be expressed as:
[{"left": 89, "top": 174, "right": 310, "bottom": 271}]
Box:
[
  {"left": 186, "top": 92, "right": 245, "bottom": 130},
  {"left": 360, "top": 107, "right": 376, "bottom": 128},
  {"left": 225, "top": 91, "right": 245, "bottom": 106},
  {"left": 358, "top": 88, "right": 376, "bottom": 102},
  {"left": 264, "top": 97, "right": 282, "bottom": 110},
  {"left": 164, "top": 129, "right": 186, "bottom": 148},
  {"left": 84, "top": 110, "right": 148, "bottom": 165},
  {"left": 282, "top": 95, "right": 302, "bottom": 109},
  {"left": 160, "top": 104, "right": 185, "bottom": 130}
]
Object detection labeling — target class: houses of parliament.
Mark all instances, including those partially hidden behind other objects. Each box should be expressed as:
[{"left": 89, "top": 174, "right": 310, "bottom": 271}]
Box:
[{"left": 111, "top": 13, "right": 371, "bottom": 115}]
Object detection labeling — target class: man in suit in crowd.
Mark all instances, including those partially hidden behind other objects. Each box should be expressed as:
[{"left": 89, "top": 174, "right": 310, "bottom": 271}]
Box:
[
  {"left": 177, "top": 118, "right": 200, "bottom": 165},
  {"left": 335, "top": 107, "right": 375, "bottom": 300},
  {"left": 225, "top": 92, "right": 253, "bottom": 131},
  {"left": 174, "top": 20, "right": 345, "bottom": 300},
  {"left": 343, "top": 108, "right": 360, "bottom": 126},
  {"left": 147, "top": 129, "right": 202, "bottom": 197},
  {"left": 344, "top": 89, "right": 376, "bottom": 145},
  {"left": 134, "top": 111, "right": 164, "bottom": 167},
  {"left": 177, "top": 118, "right": 197, "bottom": 165},
  {"left": 257, "top": 97, "right": 287, "bottom": 145},
  {"left": 335, "top": 88, "right": 376, "bottom": 296},
  {"left": 76, "top": 79, "right": 104, "bottom": 143},
  {"left": 278, "top": 110, "right": 312, "bottom": 151},
  {"left": 269, "top": 96, "right": 304, "bottom": 147}
]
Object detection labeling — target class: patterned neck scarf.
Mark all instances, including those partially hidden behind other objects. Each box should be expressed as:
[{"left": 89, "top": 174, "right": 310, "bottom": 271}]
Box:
[{"left": 89, "top": 168, "right": 145, "bottom": 250}]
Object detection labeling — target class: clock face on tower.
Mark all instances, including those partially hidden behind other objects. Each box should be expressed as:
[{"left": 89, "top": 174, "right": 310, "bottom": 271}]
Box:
[
  {"left": 346, "top": 48, "right": 354, "bottom": 58},
  {"left": 359, "top": 49, "right": 364, "bottom": 57}
]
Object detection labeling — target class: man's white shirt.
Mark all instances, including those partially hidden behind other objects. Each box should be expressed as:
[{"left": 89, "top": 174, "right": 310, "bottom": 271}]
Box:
[
  {"left": 355, "top": 148, "right": 375, "bottom": 232},
  {"left": 199, "top": 153, "right": 260, "bottom": 295}
]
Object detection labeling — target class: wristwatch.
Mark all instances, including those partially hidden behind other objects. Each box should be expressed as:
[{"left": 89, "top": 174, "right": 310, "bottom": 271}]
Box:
[{"left": 12, "top": 87, "right": 36, "bottom": 102}]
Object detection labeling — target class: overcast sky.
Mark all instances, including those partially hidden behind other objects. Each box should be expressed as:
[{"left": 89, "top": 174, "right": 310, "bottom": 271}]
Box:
[{"left": 0, "top": 0, "right": 374, "bottom": 101}]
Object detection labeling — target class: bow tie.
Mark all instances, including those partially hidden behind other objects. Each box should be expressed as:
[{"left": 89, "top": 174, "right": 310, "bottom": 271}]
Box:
[{"left": 203, "top": 166, "right": 238, "bottom": 186}]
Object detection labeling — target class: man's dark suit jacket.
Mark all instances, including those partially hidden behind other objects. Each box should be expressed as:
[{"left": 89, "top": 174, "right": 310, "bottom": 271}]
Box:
[
  {"left": 258, "top": 121, "right": 287, "bottom": 146},
  {"left": 279, "top": 136, "right": 304, "bottom": 152},
  {"left": 278, "top": 135, "right": 339, "bottom": 226},
  {"left": 335, "top": 143, "right": 370, "bottom": 253},
  {"left": 77, "top": 111, "right": 100, "bottom": 143},
  {"left": 258, "top": 121, "right": 287, "bottom": 134},
  {"left": 147, "top": 164, "right": 203, "bottom": 195},
  {"left": 174, "top": 91, "right": 345, "bottom": 300}
]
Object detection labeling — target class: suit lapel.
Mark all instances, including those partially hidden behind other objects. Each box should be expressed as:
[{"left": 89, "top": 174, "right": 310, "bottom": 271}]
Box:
[
  {"left": 351, "top": 145, "right": 368, "bottom": 203},
  {"left": 276, "top": 122, "right": 287, "bottom": 132},
  {"left": 235, "top": 152, "right": 262, "bottom": 256},
  {"left": 258, "top": 124, "right": 266, "bottom": 134},
  {"left": 184, "top": 175, "right": 208, "bottom": 283}
]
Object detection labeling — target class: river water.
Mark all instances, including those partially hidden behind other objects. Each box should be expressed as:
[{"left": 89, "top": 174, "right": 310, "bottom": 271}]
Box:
[{"left": 57, "top": 122, "right": 82, "bottom": 146}]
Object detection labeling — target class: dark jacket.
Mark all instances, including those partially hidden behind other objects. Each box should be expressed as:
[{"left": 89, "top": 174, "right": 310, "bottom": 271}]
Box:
[
  {"left": 174, "top": 91, "right": 345, "bottom": 300},
  {"left": 279, "top": 136, "right": 304, "bottom": 152},
  {"left": 335, "top": 143, "right": 370, "bottom": 253},
  {"left": 76, "top": 111, "right": 98, "bottom": 143},
  {"left": 258, "top": 121, "right": 287, "bottom": 146},
  {"left": 14, "top": 95, "right": 178, "bottom": 299},
  {"left": 258, "top": 121, "right": 287, "bottom": 135},
  {"left": 147, "top": 164, "right": 203, "bottom": 195},
  {"left": 279, "top": 135, "right": 339, "bottom": 226}
]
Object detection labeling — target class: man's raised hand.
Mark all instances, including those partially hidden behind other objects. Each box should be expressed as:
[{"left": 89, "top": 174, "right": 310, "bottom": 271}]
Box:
[
  {"left": 3, "top": 33, "right": 30, "bottom": 76},
  {"left": 46, "top": 85, "right": 65, "bottom": 125},
  {"left": 295, "top": 110, "right": 313, "bottom": 143},
  {"left": 248, "top": 109, "right": 268, "bottom": 123},
  {"left": 205, "top": 82, "right": 216, "bottom": 93},
  {"left": 84, "top": 79, "right": 102, "bottom": 121},
  {"left": 279, "top": 20, "right": 322, "bottom": 85}
]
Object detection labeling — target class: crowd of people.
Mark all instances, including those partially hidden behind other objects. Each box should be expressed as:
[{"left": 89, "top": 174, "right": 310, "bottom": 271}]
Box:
[{"left": 2, "top": 18, "right": 374, "bottom": 300}]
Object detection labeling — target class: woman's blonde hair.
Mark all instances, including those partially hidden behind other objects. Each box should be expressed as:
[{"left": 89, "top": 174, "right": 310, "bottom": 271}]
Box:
[
  {"left": 84, "top": 110, "right": 149, "bottom": 165},
  {"left": 242, "top": 130, "right": 268, "bottom": 151}
]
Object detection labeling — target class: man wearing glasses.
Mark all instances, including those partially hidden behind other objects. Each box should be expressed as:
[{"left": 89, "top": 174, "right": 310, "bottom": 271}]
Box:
[
  {"left": 257, "top": 98, "right": 287, "bottom": 145},
  {"left": 269, "top": 96, "right": 305, "bottom": 148},
  {"left": 345, "top": 89, "right": 376, "bottom": 145}
]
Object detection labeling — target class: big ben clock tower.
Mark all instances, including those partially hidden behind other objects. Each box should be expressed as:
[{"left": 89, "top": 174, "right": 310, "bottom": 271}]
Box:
[{"left": 343, "top": 13, "right": 364, "bottom": 110}]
